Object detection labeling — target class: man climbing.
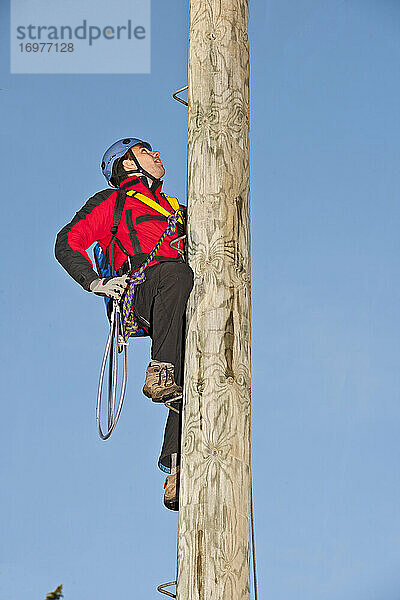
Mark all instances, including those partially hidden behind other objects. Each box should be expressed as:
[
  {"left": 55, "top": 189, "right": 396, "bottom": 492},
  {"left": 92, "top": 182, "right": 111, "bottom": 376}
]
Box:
[{"left": 55, "top": 137, "right": 193, "bottom": 511}]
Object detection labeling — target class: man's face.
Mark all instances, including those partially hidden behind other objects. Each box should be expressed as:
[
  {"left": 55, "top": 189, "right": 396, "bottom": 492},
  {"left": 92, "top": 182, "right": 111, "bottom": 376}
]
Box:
[{"left": 123, "top": 144, "right": 165, "bottom": 180}]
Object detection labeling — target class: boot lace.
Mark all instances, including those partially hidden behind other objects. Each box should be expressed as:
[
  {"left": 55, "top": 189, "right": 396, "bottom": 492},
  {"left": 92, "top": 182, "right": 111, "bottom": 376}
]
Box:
[{"left": 158, "top": 365, "right": 175, "bottom": 390}]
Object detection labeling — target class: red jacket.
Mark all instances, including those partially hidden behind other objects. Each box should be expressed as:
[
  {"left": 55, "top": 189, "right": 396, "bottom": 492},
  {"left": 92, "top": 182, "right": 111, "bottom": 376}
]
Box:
[{"left": 55, "top": 175, "right": 185, "bottom": 291}]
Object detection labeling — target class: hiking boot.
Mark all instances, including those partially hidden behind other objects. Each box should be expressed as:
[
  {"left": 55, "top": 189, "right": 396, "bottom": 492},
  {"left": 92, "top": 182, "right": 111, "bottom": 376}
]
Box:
[
  {"left": 143, "top": 361, "right": 182, "bottom": 403},
  {"left": 164, "top": 471, "right": 180, "bottom": 511}
]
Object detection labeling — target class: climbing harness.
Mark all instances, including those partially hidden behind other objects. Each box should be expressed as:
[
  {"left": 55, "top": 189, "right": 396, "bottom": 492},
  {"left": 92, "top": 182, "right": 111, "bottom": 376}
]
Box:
[
  {"left": 121, "top": 209, "right": 184, "bottom": 342},
  {"left": 126, "top": 189, "right": 184, "bottom": 224},
  {"left": 95, "top": 188, "right": 185, "bottom": 440}
]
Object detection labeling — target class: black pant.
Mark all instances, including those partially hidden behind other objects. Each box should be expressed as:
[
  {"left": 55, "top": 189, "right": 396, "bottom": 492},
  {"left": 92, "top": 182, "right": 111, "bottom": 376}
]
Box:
[{"left": 133, "top": 260, "right": 194, "bottom": 473}]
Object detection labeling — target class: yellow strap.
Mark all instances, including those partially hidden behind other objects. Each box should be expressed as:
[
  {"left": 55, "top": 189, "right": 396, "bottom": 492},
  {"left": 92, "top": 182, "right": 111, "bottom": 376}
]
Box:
[
  {"left": 126, "top": 190, "right": 183, "bottom": 224},
  {"left": 163, "top": 194, "right": 180, "bottom": 212}
]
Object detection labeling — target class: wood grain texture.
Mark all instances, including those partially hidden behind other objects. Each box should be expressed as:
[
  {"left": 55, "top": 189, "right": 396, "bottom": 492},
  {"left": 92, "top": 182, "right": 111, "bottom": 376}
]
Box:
[{"left": 177, "top": 1, "right": 251, "bottom": 598}]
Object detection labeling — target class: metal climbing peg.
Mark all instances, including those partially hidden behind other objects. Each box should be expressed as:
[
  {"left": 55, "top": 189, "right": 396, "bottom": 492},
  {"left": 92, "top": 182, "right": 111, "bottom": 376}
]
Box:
[{"left": 157, "top": 581, "right": 176, "bottom": 598}]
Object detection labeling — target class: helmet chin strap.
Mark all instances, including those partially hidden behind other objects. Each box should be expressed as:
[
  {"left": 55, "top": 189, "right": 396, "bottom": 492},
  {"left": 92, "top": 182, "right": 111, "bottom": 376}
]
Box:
[{"left": 123, "top": 148, "right": 160, "bottom": 189}]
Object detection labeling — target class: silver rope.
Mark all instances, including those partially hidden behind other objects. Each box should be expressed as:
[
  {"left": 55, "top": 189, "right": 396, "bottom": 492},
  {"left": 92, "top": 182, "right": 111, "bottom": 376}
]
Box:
[{"left": 96, "top": 300, "right": 128, "bottom": 440}]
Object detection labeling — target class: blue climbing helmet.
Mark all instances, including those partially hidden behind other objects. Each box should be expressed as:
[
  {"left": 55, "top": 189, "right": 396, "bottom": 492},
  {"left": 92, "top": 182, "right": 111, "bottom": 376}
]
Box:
[{"left": 101, "top": 137, "right": 153, "bottom": 186}]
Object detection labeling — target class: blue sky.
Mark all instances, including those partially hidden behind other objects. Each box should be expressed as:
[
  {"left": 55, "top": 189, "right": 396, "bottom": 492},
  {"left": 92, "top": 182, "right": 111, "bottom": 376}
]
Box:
[{"left": 1, "top": 1, "right": 400, "bottom": 599}]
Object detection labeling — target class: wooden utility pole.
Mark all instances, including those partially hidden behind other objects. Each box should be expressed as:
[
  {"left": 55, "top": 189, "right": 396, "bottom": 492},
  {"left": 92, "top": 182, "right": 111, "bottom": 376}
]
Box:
[{"left": 177, "top": 0, "right": 251, "bottom": 599}]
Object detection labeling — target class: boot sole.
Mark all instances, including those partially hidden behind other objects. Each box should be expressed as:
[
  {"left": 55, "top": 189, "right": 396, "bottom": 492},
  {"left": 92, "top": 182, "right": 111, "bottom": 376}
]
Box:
[
  {"left": 164, "top": 499, "right": 179, "bottom": 511},
  {"left": 143, "top": 389, "right": 182, "bottom": 403}
]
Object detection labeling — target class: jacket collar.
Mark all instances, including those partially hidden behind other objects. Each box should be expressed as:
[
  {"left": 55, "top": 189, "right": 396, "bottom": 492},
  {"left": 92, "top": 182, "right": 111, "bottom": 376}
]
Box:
[{"left": 118, "top": 175, "right": 164, "bottom": 198}]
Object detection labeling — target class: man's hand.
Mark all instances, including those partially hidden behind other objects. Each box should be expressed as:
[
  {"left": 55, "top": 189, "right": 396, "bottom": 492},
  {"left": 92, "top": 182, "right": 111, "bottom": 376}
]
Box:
[{"left": 90, "top": 274, "right": 129, "bottom": 299}]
